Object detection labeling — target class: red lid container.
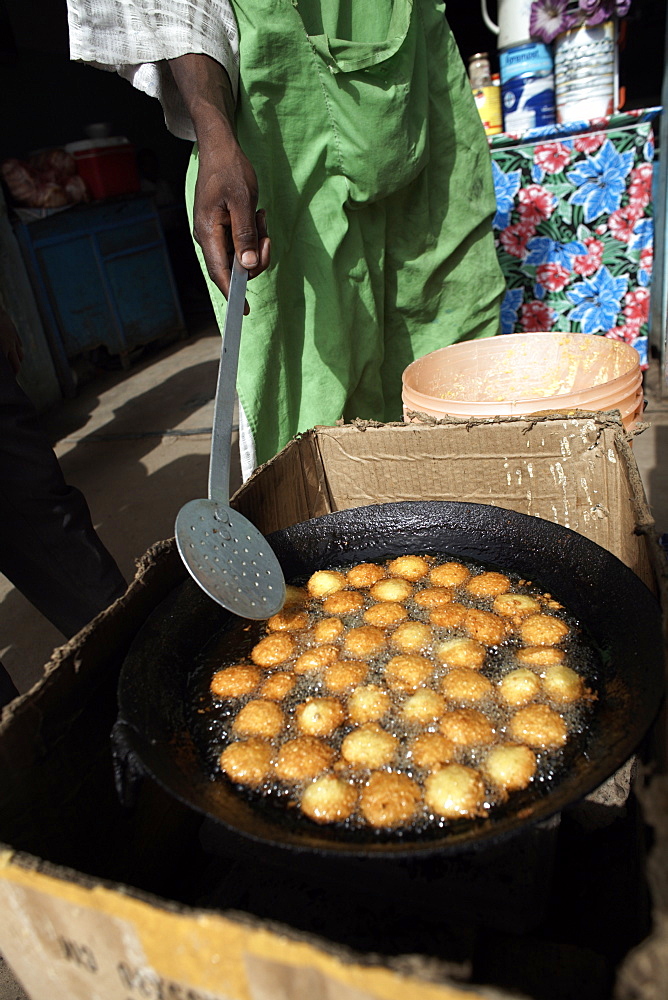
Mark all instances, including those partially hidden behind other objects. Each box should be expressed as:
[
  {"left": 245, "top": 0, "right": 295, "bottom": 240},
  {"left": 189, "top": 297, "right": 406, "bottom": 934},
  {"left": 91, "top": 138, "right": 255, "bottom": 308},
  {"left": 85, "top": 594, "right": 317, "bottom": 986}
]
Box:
[{"left": 65, "top": 137, "right": 140, "bottom": 200}]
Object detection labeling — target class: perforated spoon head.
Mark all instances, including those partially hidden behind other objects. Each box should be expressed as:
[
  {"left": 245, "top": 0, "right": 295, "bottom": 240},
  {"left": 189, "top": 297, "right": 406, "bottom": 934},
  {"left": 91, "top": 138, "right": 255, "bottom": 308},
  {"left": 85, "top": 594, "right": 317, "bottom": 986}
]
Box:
[{"left": 175, "top": 499, "right": 286, "bottom": 619}]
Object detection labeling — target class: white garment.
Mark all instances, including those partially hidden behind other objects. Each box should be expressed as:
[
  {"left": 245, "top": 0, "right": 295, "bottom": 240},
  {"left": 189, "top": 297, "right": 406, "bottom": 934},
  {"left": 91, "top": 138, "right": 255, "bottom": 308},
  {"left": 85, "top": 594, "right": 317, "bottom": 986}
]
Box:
[{"left": 66, "top": 0, "right": 239, "bottom": 141}]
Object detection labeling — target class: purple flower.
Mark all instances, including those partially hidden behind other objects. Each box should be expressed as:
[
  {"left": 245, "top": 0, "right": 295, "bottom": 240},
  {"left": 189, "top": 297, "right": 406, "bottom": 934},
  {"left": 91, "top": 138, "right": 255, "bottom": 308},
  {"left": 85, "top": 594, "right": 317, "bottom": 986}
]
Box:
[
  {"left": 531, "top": 0, "right": 632, "bottom": 41},
  {"left": 578, "top": 0, "right": 610, "bottom": 25},
  {"left": 529, "top": 0, "right": 572, "bottom": 43},
  {"left": 578, "top": 0, "right": 633, "bottom": 23}
]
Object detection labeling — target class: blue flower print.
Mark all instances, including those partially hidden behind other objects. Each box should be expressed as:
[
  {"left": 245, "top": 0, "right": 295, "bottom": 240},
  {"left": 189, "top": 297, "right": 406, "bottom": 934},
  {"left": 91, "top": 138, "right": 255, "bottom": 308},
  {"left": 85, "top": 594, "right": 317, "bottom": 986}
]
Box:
[
  {"left": 633, "top": 337, "right": 648, "bottom": 367},
  {"left": 500, "top": 287, "right": 523, "bottom": 334},
  {"left": 566, "top": 266, "right": 629, "bottom": 333},
  {"left": 629, "top": 218, "right": 653, "bottom": 255},
  {"left": 524, "top": 235, "right": 588, "bottom": 268},
  {"left": 567, "top": 140, "right": 635, "bottom": 223},
  {"left": 492, "top": 161, "right": 522, "bottom": 230}
]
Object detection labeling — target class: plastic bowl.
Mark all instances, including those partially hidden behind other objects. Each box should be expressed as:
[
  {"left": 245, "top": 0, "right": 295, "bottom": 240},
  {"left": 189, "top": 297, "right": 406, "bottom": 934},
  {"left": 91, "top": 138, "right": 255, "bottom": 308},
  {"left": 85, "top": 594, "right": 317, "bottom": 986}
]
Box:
[{"left": 402, "top": 333, "right": 643, "bottom": 430}]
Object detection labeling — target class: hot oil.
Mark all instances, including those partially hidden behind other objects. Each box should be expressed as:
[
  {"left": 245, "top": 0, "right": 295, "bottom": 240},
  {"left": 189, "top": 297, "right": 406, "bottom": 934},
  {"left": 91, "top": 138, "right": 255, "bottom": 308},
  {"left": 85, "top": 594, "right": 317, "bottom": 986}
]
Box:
[{"left": 189, "top": 555, "right": 601, "bottom": 841}]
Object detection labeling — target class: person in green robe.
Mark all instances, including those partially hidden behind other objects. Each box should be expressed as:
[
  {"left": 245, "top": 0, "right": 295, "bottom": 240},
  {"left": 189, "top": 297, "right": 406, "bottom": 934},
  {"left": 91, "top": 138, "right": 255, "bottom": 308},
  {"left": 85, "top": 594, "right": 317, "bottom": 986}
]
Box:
[{"left": 70, "top": 0, "right": 505, "bottom": 476}]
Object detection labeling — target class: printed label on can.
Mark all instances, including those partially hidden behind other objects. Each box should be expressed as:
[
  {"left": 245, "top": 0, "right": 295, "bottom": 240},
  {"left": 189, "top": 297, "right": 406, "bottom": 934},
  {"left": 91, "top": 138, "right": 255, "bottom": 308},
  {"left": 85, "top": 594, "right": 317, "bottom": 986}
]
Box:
[
  {"left": 473, "top": 85, "right": 503, "bottom": 135},
  {"left": 500, "top": 41, "right": 553, "bottom": 85},
  {"left": 502, "top": 73, "right": 556, "bottom": 132}
]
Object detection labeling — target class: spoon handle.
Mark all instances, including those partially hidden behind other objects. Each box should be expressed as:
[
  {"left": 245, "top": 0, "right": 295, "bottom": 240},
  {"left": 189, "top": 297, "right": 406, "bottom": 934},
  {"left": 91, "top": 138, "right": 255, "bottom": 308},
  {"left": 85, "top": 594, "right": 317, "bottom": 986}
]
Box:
[{"left": 208, "top": 258, "right": 248, "bottom": 503}]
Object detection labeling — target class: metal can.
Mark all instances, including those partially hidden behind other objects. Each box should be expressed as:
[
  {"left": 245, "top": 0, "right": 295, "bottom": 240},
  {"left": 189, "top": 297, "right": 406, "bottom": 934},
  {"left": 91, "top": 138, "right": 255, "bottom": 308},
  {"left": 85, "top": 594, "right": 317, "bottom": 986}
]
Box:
[
  {"left": 500, "top": 42, "right": 555, "bottom": 133},
  {"left": 473, "top": 82, "right": 503, "bottom": 136}
]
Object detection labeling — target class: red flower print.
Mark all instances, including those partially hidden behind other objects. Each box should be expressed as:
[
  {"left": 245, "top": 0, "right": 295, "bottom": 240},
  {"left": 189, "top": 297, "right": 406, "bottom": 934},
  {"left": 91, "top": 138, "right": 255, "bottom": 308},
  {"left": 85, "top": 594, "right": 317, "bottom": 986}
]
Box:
[
  {"left": 607, "top": 325, "right": 638, "bottom": 345},
  {"left": 640, "top": 247, "right": 653, "bottom": 276},
  {"left": 518, "top": 184, "right": 556, "bottom": 225},
  {"left": 521, "top": 301, "right": 554, "bottom": 332},
  {"left": 623, "top": 288, "right": 650, "bottom": 326},
  {"left": 609, "top": 205, "right": 643, "bottom": 242},
  {"left": 574, "top": 132, "right": 606, "bottom": 154},
  {"left": 572, "top": 238, "right": 604, "bottom": 277},
  {"left": 534, "top": 142, "right": 572, "bottom": 174},
  {"left": 535, "top": 263, "right": 571, "bottom": 291},
  {"left": 499, "top": 221, "right": 536, "bottom": 259},
  {"left": 628, "top": 163, "right": 653, "bottom": 207}
]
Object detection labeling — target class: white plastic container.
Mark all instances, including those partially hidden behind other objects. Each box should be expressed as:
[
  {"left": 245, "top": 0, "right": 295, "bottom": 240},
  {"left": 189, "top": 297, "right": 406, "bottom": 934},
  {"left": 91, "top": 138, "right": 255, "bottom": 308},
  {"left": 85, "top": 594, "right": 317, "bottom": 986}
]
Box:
[{"left": 402, "top": 333, "right": 643, "bottom": 431}]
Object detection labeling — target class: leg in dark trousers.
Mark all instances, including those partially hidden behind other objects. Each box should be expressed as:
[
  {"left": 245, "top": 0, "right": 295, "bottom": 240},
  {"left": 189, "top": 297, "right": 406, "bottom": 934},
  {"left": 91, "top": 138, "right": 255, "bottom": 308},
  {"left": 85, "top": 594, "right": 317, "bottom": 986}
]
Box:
[{"left": 0, "top": 351, "right": 127, "bottom": 704}]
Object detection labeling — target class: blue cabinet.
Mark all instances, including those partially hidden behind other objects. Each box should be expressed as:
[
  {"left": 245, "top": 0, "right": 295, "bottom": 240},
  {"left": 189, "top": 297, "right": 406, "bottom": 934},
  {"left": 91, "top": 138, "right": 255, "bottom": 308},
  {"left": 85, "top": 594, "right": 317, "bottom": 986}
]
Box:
[{"left": 14, "top": 195, "right": 186, "bottom": 395}]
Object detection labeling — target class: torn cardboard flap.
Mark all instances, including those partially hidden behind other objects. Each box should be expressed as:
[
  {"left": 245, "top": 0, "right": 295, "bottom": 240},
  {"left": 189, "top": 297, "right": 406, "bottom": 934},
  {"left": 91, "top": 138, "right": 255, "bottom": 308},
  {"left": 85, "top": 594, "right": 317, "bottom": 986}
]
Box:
[{"left": 234, "top": 416, "right": 658, "bottom": 593}]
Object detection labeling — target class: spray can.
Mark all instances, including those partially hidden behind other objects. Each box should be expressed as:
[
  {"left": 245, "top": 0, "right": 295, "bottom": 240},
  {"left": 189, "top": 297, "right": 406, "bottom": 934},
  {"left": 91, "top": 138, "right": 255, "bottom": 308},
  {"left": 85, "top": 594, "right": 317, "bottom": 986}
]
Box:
[{"left": 500, "top": 41, "right": 556, "bottom": 133}]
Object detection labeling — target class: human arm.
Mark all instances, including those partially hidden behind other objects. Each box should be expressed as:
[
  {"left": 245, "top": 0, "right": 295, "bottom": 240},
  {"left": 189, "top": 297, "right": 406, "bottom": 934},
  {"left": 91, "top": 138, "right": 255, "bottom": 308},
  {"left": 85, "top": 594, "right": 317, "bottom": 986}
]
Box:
[{"left": 168, "top": 53, "right": 270, "bottom": 305}]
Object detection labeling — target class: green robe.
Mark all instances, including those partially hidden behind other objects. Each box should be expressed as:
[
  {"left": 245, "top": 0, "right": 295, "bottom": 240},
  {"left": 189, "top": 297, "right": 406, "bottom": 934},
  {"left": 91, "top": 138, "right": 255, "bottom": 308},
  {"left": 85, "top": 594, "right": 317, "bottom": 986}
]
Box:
[{"left": 186, "top": 0, "right": 505, "bottom": 466}]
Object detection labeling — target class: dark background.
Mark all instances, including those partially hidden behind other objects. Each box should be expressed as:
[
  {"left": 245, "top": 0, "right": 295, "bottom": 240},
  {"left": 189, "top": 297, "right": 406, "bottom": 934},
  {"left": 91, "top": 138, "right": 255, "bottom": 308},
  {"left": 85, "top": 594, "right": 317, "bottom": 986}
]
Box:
[{"left": 0, "top": 0, "right": 664, "bottom": 196}]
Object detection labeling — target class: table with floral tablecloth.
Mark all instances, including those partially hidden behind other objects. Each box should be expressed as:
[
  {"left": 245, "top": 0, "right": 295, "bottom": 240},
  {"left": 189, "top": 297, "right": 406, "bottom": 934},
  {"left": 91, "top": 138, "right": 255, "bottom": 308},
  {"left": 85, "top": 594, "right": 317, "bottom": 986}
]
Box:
[{"left": 489, "top": 108, "right": 660, "bottom": 368}]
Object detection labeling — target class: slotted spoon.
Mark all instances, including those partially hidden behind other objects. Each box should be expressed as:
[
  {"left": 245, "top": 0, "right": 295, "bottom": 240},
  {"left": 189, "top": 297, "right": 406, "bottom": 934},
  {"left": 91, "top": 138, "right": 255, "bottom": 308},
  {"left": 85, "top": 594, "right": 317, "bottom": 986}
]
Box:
[{"left": 175, "top": 258, "right": 286, "bottom": 618}]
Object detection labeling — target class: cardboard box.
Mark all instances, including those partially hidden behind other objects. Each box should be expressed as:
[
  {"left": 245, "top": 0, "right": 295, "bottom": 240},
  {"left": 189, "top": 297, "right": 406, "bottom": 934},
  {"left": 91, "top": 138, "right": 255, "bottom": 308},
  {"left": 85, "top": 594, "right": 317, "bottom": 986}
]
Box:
[{"left": 0, "top": 415, "right": 666, "bottom": 1000}]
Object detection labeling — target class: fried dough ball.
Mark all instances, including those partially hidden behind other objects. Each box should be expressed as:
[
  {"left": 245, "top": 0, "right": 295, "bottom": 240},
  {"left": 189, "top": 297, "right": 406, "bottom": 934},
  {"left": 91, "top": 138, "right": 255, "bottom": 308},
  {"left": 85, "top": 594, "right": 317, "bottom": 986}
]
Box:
[
  {"left": 301, "top": 774, "right": 357, "bottom": 824},
  {"left": 274, "top": 736, "right": 335, "bottom": 782},
  {"left": 324, "top": 660, "right": 368, "bottom": 693},
  {"left": 346, "top": 562, "right": 386, "bottom": 588},
  {"left": 360, "top": 771, "right": 421, "bottom": 829},
  {"left": 284, "top": 584, "right": 307, "bottom": 606},
  {"left": 266, "top": 609, "right": 309, "bottom": 632},
  {"left": 542, "top": 664, "right": 587, "bottom": 704},
  {"left": 251, "top": 633, "right": 297, "bottom": 667},
  {"left": 341, "top": 724, "right": 397, "bottom": 769},
  {"left": 465, "top": 572, "right": 511, "bottom": 597},
  {"left": 295, "top": 697, "right": 346, "bottom": 737},
  {"left": 497, "top": 668, "right": 542, "bottom": 707},
  {"left": 516, "top": 646, "right": 566, "bottom": 668},
  {"left": 520, "top": 614, "right": 570, "bottom": 647},
  {"left": 307, "top": 570, "right": 347, "bottom": 599},
  {"left": 259, "top": 671, "right": 296, "bottom": 701},
  {"left": 219, "top": 739, "right": 273, "bottom": 788},
  {"left": 348, "top": 684, "right": 391, "bottom": 724},
  {"left": 436, "top": 637, "right": 487, "bottom": 670},
  {"left": 492, "top": 593, "right": 542, "bottom": 618},
  {"left": 430, "top": 562, "right": 471, "bottom": 588},
  {"left": 387, "top": 555, "right": 430, "bottom": 581},
  {"left": 311, "top": 617, "right": 345, "bottom": 644},
  {"left": 390, "top": 621, "right": 433, "bottom": 653},
  {"left": 462, "top": 609, "right": 507, "bottom": 646},
  {"left": 384, "top": 654, "right": 433, "bottom": 692},
  {"left": 440, "top": 708, "right": 495, "bottom": 746},
  {"left": 211, "top": 664, "right": 261, "bottom": 699},
  {"left": 369, "top": 578, "right": 413, "bottom": 603},
  {"left": 402, "top": 689, "right": 446, "bottom": 725},
  {"left": 508, "top": 704, "right": 567, "bottom": 749},
  {"left": 409, "top": 732, "right": 458, "bottom": 769},
  {"left": 322, "top": 590, "right": 365, "bottom": 615},
  {"left": 363, "top": 602, "right": 408, "bottom": 628},
  {"left": 424, "top": 764, "right": 487, "bottom": 819},
  {"left": 482, "top": 744, "right": 537, "bottom": 792},
  {"left": 294, "top": 644, "right": 339, "bottom": 675},
  {"left": 413, "top": 587, "right": 453, "bottom": 609},
  {"left": 233, "top": 699, "right": 285, "bottom": 739},
  {"left": 429, "top": 604, "right": 467, "bottom": 629},
  {"left": 343, "top": 625, "right": 386, "bottom": 659},
  {"left": 441, "top": 668, "right": 494, "bottom": 703}
]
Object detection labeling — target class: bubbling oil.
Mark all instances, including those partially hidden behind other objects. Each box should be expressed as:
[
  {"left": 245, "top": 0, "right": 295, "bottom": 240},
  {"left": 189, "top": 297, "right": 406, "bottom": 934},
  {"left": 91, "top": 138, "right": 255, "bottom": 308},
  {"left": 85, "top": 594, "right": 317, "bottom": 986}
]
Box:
[{"left": 190, "top": 554, "right": 599, "bottom": 838}]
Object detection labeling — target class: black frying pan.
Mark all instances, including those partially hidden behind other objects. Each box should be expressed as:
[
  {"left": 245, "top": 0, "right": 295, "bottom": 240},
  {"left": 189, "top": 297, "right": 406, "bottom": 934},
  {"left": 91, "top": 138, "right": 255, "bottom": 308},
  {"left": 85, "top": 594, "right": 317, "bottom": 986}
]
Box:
[{"left": 114, "top": 501, "right": 665, "bottom": 861}]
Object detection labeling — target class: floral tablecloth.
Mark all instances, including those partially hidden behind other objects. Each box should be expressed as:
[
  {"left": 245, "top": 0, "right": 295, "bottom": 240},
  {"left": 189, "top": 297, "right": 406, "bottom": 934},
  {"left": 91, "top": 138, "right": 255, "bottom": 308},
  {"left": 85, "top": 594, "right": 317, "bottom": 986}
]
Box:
[{"left": 490, "top": 108, "right": 660, "bottom": 368}]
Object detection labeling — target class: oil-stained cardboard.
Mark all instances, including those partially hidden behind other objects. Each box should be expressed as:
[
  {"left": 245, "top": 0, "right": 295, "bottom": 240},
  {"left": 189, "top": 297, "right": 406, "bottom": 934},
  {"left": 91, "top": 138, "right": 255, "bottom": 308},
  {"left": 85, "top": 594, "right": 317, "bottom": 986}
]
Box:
[{"left": 0, "top": 416, "right": 665, "bottom": 1000}]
